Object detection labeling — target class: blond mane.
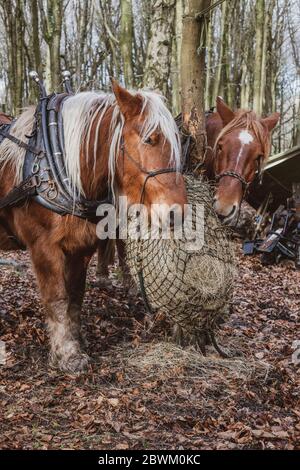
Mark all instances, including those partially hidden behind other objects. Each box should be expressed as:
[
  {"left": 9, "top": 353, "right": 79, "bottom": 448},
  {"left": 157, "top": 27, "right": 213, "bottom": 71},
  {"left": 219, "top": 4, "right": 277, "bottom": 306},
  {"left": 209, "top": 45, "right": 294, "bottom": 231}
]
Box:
[
  {"left": 0, "top": 107, "right": 35, "bottom": 184},
  {"left": 0, "top": 90, "right": 181, "bottom": 201},
  {"left": 61, "top": 90, "right": 181, "bottom": 200}
]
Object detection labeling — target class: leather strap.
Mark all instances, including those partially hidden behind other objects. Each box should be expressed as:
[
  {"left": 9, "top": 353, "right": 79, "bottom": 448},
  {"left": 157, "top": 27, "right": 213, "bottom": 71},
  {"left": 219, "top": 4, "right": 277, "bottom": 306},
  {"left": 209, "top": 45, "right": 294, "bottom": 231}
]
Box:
[
  {"left": 0, "top": 127, "right": 44, "bottom": 156},
  {"left": 0, "top": 175, "right": 38, "bottom": 210}
]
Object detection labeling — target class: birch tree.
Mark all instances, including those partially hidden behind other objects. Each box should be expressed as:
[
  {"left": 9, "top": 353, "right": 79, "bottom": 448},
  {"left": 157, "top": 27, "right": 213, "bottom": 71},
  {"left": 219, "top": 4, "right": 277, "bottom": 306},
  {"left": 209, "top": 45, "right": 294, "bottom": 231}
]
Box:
[
  {"left": 120, "top": 0, "right": 134, "bottom": 87},
  {"left": 253, "top": 0, "right": 265, "bottom": 114},
  {"left": 143, "top": 0, "right": 176, "bottom": 103},
  {"left": 39, "top": 0, "right": 64, "bottom": 90},
  {"left": 171, "top": 0, "right": 183, "bottom": 114}
]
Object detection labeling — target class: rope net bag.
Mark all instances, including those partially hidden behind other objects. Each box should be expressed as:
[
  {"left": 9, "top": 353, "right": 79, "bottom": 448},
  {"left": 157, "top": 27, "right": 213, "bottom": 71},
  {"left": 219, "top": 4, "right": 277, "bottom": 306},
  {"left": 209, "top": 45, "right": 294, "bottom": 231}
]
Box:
[{"left": 126, "top": 175, "right": 236, "bottom": 353}]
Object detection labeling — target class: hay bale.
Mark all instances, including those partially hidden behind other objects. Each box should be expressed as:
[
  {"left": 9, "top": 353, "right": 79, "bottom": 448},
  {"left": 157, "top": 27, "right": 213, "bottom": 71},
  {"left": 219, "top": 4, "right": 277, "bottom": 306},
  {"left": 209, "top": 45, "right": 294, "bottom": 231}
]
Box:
[{"left": 126, "top": 176, "right": 236, "bottom": 346}]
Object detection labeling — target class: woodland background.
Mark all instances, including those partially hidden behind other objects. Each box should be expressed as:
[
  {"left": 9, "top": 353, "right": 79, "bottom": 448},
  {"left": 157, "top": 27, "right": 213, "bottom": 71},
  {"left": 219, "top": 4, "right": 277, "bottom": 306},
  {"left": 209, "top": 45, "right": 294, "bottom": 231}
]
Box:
[
  {"left": 0, "top": 1, "right": 299, "bottom": 450},
  {"left": 0, "top": 0, "right": 299, "bottom": 154}
]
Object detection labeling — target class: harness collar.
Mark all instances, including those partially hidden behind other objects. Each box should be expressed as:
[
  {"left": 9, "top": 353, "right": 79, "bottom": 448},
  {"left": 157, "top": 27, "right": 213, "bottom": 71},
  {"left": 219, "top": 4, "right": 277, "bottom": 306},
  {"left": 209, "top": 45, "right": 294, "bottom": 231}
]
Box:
[{"left": 0, "top": 93, "right": 112, "bottom": 223}]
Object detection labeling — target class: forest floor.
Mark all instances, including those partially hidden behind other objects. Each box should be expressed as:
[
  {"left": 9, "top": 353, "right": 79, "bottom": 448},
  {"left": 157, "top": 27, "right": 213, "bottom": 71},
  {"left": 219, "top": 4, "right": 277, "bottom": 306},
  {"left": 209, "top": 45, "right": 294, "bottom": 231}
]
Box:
[{"left": 0, "top": 245, "right": 299, "bottom": 450}]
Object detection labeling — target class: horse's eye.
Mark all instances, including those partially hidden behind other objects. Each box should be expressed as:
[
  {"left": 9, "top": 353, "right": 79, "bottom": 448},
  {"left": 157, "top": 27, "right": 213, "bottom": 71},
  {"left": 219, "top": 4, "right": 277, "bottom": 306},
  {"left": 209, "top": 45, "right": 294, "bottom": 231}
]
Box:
[{"left": 144, "top": 136, "right": 154, "bottom": 145}]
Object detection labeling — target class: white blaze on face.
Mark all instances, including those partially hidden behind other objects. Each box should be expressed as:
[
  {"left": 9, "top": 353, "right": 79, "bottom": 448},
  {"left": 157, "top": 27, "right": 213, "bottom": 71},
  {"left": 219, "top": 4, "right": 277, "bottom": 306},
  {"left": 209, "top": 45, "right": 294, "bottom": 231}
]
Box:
[
  {"left": 235, "top": 130, "right": 254, "bottom": 170},
  {"left": 239, "top": 130, "right": 254, "bottom": 145}
]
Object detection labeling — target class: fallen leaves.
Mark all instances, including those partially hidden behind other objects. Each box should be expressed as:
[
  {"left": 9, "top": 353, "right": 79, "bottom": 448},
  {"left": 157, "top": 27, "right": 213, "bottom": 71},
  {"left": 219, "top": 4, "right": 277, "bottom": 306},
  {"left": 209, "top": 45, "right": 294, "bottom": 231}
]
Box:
[{"left": 0, "top": 247, "right": 299, "bottom": 450}]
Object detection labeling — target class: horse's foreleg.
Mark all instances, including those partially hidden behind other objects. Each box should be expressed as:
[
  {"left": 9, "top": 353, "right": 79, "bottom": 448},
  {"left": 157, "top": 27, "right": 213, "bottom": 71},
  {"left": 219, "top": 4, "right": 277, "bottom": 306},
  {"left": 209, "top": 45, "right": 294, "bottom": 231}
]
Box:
[
  {"left": 65, "top": 254, "right": 91, "bottom": 348},
  {"left": 96, "top": 240, "right": 115, "bottom": 286},
  {"left": 97, "top": 239, "right": 136, "bottom": 292},
  {"left": 30, "top": 244, "right": 89, "bottom": 372},
  {"left": 116, "top": 239, "right": 136, "bottom": 293}
]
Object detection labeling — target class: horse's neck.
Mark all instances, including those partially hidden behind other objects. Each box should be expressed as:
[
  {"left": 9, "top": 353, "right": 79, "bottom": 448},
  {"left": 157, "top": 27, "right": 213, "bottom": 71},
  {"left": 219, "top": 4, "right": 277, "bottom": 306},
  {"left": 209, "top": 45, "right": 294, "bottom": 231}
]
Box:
[
  {"left": 80, "top": 109, "right": 113, "bottom": 200},
  {"left": 204, "top": 112, "right": 223, "bottom": 179}
]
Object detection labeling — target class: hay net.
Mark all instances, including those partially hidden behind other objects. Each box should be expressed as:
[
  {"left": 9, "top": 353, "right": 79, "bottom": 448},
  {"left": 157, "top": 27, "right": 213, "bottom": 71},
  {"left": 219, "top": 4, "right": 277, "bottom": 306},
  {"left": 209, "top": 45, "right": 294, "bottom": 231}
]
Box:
[{"left": 126, "top": 175, "right": 236, "bottom": 335}]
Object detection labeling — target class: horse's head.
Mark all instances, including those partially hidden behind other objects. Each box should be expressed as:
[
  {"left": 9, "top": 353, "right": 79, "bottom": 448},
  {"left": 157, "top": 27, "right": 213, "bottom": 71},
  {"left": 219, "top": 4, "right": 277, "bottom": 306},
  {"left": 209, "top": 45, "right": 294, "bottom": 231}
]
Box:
[
  {"left": 213, "top": 97, "right": 280, "bottom": 225},
  {"left": 111, "top": 80, "right": 187, "bottom": 223}
]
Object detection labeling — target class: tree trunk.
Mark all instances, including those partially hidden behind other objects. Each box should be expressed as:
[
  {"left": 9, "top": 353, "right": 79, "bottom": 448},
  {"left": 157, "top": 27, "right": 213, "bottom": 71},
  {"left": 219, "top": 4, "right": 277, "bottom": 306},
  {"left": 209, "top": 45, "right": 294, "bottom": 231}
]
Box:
[
  {"left": 75, "top": 0, "right": 91, "bottom": 86},
  {"left": 204, "top": 9, "right": 213, "bottom": 110},
  {"left": 253, "top": 0, "right": 265, "bottom": 115},
  {"left": 15, "top": 0, "right": 25, "bottom": 110},
  {"left": 120, "top": 0, "right": 134, "bottom": 87},
  {"left": 143, "top": 0, "right": 176, "bottom": 103},
  {"left": 39, "top": 0, "right": 64, "bottom": 91},
  {"left": 181, "top": 0, "right": 211, "bottom": 168},
  {"left": 259, "top": 0, "right": 273, "bottom": 115},
  {"left": 0, "top": 0, "right": 26, "bottom": 112},
  {"left": 294, "top": 104, "right": 300, "bottom": 147},
  {"left": 30, "top": 0, "right": 42, "bottom": 74},
  {"left": 265, "top": 0, "right": 275, "bottom": 114},
  {"left": 171, "top": 0, "right": 183, "bottom": 115},
  {"left": 218, "top": 1, "right": 233, "bottom": 106},
  {"left": 240, "top": 62, "right": 250, "bottom": 109},
  {"left": 212, "top": 1, "right": 226, "bottom": 102}
]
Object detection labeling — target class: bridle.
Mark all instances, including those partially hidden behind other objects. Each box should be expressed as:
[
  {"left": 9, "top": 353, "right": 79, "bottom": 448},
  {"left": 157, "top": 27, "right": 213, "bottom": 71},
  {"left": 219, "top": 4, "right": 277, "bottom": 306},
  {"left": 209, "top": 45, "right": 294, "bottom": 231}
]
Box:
[
  {"left": 120, "top": 136, "right": 179, "bottom": 204},
  {"left": 215, "top": 170, "right": 250, "bottom": 192},
  {"left": 214, "top": 154, "right": 263, "bottom": 199},
  {"left": 213, "top": 150, "right": 264, "bottom": 227}
]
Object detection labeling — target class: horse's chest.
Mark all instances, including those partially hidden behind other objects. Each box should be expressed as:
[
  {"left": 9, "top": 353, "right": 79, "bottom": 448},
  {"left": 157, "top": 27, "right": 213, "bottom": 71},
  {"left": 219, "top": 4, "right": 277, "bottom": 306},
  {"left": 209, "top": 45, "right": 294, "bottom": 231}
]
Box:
[{"left": 60, "top": 219, "right": 99, "bottom": 254}]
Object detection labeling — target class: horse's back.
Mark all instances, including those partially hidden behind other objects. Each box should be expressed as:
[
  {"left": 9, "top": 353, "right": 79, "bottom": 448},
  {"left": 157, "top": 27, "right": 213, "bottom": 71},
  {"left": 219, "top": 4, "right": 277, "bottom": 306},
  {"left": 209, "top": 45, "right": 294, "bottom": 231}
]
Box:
[{"left": 0, "top": 112, "right": 12, "bottom": 126}]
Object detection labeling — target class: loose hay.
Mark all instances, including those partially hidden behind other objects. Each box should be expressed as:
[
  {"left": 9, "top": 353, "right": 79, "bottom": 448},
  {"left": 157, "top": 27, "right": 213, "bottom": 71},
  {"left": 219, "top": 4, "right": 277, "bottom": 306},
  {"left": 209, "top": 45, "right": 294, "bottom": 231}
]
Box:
[
  {"left": 126, "top": 176, "right": 236, "bottom": 344},
  {"left": 113, "top": 342, "right": 271, "bottom": 385}
]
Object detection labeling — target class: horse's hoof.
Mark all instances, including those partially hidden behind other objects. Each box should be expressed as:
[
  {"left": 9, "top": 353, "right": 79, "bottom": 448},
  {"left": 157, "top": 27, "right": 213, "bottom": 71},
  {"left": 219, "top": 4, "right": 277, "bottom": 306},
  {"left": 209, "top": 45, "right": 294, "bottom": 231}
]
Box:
[{"left": 50, "top": 352, "right": 90, "bottom": 373}]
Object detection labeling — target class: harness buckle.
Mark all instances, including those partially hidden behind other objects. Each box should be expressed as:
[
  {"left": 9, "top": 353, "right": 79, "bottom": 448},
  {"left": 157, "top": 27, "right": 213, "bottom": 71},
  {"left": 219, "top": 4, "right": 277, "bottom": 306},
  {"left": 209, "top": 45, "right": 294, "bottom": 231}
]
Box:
[{"left": 47, "top": 181, "right": 58, "bottom": 200}]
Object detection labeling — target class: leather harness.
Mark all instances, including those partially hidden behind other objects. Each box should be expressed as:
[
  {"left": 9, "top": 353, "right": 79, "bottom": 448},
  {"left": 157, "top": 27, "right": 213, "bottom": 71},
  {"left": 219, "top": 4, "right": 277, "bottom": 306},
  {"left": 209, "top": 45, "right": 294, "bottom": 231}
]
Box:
[
  {"left": 0, "top": 92, "right": 112, "bottom": 222},
  {"left": 0, "top": 87, "right": 179, "bottom": 225}
]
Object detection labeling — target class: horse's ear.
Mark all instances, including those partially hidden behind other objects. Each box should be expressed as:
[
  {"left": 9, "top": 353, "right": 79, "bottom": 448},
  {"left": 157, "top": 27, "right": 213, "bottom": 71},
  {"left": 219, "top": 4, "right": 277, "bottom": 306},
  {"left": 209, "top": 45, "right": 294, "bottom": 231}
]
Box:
[
  {"left": 261, "top": 112, "right": 280, "bottom": 132},
  {"left": 216, "top": 96, "right": 235, "bottom": 126},
  {"left": 111, "top": 79, "right": 142, "bottom": 119}
]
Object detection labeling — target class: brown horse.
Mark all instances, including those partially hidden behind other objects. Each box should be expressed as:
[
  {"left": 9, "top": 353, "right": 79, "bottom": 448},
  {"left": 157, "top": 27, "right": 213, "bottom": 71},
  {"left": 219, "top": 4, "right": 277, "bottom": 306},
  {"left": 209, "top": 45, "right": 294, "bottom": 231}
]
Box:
[
  {"left": 205, "top": 97, "right": 280, "bottom": 225},
  {"left": 97, "top": 97, "right": 280, "bottom": 282},
  {"left": 0, "top": 81, "right": 187, "bottom": 372}
]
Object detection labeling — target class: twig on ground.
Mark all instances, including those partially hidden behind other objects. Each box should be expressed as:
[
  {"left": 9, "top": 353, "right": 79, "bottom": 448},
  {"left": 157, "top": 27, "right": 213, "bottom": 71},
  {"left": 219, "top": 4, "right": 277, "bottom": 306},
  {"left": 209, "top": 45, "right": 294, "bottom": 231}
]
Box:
[{"left": 0, "top": 259, "right": 26, "bottom": 271}]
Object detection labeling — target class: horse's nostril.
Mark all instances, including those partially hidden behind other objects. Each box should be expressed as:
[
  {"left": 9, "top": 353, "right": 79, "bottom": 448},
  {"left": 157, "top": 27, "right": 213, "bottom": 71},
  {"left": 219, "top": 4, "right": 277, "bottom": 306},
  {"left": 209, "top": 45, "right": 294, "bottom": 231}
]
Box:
[
  {"left": 217, "top": 205, "right": 236, "bottom": 221},
  {"left": 229, "top": 205, "right": 236, "bottom": 218}
]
